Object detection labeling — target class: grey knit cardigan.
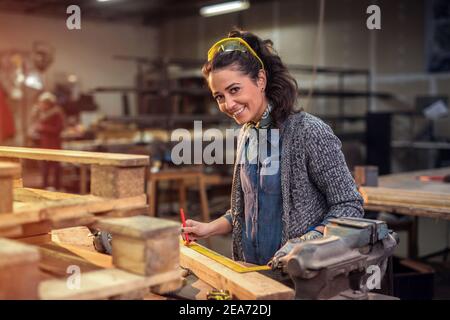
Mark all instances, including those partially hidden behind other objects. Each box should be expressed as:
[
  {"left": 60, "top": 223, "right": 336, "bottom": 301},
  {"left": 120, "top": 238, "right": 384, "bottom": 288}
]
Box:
[{"left": 227, "top": 111, "right": 364, "bottom": 261}]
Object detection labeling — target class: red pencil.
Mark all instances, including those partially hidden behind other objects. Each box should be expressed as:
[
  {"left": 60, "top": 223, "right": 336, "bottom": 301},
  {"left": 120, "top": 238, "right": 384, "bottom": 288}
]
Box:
[{"left": 180, "top": 208, "right": 190, "bottom": 244}]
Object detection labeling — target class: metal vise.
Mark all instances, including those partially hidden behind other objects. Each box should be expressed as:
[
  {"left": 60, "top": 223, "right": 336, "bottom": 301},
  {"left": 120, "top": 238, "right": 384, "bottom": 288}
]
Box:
[{"left": 282, "top": 217, "right": 399, "bottom": 300}]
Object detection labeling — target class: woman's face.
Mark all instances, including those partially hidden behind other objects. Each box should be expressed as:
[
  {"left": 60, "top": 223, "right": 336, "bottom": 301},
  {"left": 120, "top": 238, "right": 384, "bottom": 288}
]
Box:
[{"left": 208, "top": 67, "right": 267, "bottom": 125}]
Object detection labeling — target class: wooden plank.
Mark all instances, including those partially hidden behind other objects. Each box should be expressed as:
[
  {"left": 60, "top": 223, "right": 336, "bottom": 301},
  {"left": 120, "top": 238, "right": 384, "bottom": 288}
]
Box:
[
  {"left": 6, "top": 220, "right": 52, "bottom": 240},
  {"left": 51, "top": 226, "right": 95, "bottom": 251},
  {"left": 0, "top": 210, "right": 41, "bottom": 230},
  {"left": 50, "top": 216, "right": 97, "bottom": 230},
  {"left": 14, "top": 187, "right": 82, "bottom": 203},
  {"left": 0, "top": 162, "right": 19, "bottom": 214},
  {"left": 1, "top": 194, "right": 146, "bottom": 231},
  {"left": 0, "top": 146, "right": 149, "bottom": 167},
  {"left": 0, "top": 238, "right": 40, "bottom": 299},
  {"left": 99, "top": 205, "right": 150, "bottom": 218},
  {"left": 15, "top": 194, "right": 147, "bottom": 223},
  {"left": 38, "top": 242, "right": 113, "bottom": 276},
  {"left": 0, "top": 178, "right": 13, "bottom": 213},
  {"left": 0, "top": 237, "right": 40, "bottom": 267},
  {"left": 17, "top": 233, "right": 52, "bottom": 245},
  {"left": 39, "top": 268, "right": 182, "bottom": 300},
  {"left": 180, "top": 244, "right": 294, "bottom": 300},
  {"left": 96, "top": 216, "right": 180, "bottom": 276}
]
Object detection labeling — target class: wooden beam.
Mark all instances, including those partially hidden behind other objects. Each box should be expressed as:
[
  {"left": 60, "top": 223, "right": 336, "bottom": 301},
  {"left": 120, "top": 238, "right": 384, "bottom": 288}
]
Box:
[
  {"left": 96, "top": 216, "right": 180, "bottom": 277},
  {"left": 14, "top": 194, "right": 146, "bottom": 224},
  {"left": 0, "top": 238, "right": 40, "bottom": 299},
  {"left": 14, "top": 187, "right": 82, "bottom": 203},
  {"left": 38, "top": 242, "right": 113, "bottom": 276},
  {"left": 180, "top": 244, "right": 294, "bottom": 300},
  {"left": 39, "top": 268, "right": 182, "bottom": 300},
  {"left": 0, "top": 193, "right": 147, "bottom": 237},
  {"left": 0, "top": 146, "right": 149, "bottom": 167},
  {"left": 0, "top": 162, "right": 20, "bottom": 213}
]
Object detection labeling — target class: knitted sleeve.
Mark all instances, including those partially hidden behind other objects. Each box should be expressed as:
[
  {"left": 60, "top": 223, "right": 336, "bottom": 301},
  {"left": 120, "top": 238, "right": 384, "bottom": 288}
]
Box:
[{"left": 303, "top": 117, "right": 364, "bottom": 220}]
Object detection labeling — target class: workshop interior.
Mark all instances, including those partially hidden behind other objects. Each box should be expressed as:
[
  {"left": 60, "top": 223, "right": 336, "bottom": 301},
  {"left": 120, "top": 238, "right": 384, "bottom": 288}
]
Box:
[{"left": 0, "top": 0, "right": 449, "bottom": 301}]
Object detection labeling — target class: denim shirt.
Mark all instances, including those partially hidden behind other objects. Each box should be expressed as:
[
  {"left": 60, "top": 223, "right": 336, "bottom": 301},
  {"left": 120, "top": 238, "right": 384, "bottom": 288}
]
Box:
[{"left": 239, "top": 126, "right": 282, "bottom": 265}]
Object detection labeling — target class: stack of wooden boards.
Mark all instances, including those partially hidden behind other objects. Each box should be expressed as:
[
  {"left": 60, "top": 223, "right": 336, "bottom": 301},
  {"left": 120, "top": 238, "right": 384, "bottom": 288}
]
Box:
[{"left": 0, "top": 146, "right": 182, "bottom": 299}]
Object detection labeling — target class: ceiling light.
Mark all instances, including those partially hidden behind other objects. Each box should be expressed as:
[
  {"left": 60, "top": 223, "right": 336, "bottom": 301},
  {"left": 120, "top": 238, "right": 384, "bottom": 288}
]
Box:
[{"left": 200, "top": 1, "right": 250, "bottom": 17}]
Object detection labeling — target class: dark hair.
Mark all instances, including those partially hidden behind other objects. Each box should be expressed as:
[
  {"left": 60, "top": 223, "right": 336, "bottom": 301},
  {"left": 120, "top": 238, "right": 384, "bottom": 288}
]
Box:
[{"left": 202, "top": 29, "right": 299, "bottom": 127}]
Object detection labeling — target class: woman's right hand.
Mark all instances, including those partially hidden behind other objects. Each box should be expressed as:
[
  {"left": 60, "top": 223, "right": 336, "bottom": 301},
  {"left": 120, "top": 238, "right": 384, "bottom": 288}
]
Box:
[{"left": 181, "top": 219, "right": 212, "bottom": 241}]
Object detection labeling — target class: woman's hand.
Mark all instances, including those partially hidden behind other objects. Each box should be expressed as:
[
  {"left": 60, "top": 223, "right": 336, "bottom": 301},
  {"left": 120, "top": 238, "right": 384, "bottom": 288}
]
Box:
[
  {"left": 181, "top": 216, "right": 233, "bottom": 242},
  {"left": 181, "top": 219, "right": 212, "bottom": 242}
]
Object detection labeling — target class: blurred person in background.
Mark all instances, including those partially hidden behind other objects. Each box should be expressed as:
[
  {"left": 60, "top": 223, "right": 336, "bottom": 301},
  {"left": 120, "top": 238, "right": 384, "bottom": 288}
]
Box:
[{"left": 29, "top": 91, "right": 65, "bottom": 190}]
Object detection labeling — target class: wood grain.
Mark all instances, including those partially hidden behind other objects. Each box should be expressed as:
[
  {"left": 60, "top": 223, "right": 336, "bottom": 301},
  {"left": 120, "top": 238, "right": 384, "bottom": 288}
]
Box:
[
  {"left": 0, "top": 146, "right": 149, "bottom": 167},
  {"left": 180, "top": 243, "right": 294, "bottom": 300}
]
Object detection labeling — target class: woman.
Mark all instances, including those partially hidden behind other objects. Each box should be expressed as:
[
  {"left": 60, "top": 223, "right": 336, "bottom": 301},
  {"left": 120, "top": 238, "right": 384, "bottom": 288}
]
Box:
[{"left": 182, "top": 30, "right": 364, "bottom": 269}]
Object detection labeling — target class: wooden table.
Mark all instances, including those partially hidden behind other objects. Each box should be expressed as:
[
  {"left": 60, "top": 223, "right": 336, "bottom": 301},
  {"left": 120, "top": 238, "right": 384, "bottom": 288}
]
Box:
[
  {"left": 361, "top": 167, "right": 450, "bottom": 259},
  {"left": 362, "top": 167, "right": 450, "bottom": 220},
  {"left": 148, "top": 169, "right": 210, "bottom": 223},
  {"left": 379, "top": 167, "right": 450, "bottom": 193}
]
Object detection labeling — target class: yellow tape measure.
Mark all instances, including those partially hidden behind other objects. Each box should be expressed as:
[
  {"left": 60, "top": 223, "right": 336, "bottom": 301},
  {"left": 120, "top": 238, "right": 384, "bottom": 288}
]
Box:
[{"left": 185, "top": 241, "right": 271, "bottom": 273}]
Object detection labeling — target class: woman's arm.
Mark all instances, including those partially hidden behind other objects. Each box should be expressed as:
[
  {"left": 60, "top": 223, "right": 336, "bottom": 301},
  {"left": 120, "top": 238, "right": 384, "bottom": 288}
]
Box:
[{"left": 304, "top": 118, "right": 364, "bottom": 221}]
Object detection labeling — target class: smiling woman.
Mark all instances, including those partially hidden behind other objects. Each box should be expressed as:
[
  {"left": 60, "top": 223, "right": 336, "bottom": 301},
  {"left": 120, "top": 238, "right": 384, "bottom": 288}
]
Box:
[
  {"left": 202, "top": 30, "right": 298, "bottom": 128},
  {"left": 182, "top": 29, "right": 364, "bottom": 268}
]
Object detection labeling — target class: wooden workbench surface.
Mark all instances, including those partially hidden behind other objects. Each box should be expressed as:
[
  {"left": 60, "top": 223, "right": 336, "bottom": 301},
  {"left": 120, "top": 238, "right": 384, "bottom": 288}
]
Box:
[
  {"left": 378, "top": 167, "right": 450, "bottom": 192},
  {"left": 361, "top": 167, "right": 450, "bottom": 220}
]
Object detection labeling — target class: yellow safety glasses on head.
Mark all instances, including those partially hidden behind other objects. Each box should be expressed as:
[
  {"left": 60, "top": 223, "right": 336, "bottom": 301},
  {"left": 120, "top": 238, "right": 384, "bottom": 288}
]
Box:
[{"left": 207, "top": 37, "right": 265, "bottom": 70}]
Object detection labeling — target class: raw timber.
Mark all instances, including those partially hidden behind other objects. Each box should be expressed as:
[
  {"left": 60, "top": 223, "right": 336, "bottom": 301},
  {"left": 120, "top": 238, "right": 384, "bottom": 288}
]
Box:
[
  {"left": 180, "top": 242, "right": 294, "bottom": 300},
  {"left": 0, "top": 146, "right": 182, "bottom": 299},
  {"left": 360, "top": 186, "right": 450, "bottom": 220}
]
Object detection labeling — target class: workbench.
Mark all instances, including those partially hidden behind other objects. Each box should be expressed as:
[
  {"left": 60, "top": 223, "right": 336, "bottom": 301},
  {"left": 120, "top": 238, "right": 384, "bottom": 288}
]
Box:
[
  {"left": 360, "top": 167, "right": 450, "bottom": 259},
  {"left": 362, "top": 167, "right": 450, "bottom": 220}
]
